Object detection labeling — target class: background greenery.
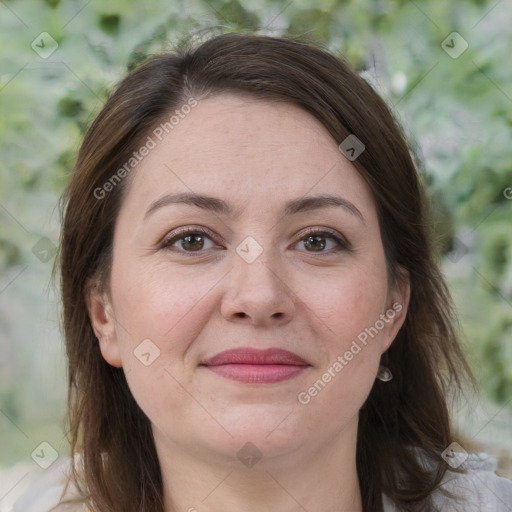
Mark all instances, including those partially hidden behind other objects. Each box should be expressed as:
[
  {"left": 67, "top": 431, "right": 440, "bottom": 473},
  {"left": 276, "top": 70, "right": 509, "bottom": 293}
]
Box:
[{"left": 1, "top": 0, "right": 511, "bottom": 490}]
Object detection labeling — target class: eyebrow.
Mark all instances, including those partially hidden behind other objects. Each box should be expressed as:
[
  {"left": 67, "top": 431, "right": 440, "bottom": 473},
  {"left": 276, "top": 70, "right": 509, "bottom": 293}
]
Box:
[
  {"left": 283, "top": 195, "right": 364, "bottom": 222},
  {"left": 145, "top": 192, "right": 233, "bottom": 219},
  {"left": 144, "top": 192, "right": 365, "bottom": 223}
]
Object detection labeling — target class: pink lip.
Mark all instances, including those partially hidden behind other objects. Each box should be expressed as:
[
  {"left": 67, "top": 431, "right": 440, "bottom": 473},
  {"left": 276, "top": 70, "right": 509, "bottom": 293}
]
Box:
[{"left": 200, "top": 348, "right": 310, "bottom": 383}]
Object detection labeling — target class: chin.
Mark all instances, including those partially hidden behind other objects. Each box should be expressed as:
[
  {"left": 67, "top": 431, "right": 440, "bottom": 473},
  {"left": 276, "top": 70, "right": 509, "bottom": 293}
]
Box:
[{"left": 209, "top": 407, "right": 310, "bottom": 458}]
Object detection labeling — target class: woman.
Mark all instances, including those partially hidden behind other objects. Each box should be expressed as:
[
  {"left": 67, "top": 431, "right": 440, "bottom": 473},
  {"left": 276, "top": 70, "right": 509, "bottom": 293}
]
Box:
[{"left": 13, "top": 32, "right": 512, "bottom": 512}]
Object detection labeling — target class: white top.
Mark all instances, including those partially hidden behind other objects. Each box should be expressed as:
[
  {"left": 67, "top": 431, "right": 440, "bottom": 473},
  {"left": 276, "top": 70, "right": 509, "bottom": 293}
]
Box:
[{"left": 10, "top": 452, "right": 512, "bottom": 511}]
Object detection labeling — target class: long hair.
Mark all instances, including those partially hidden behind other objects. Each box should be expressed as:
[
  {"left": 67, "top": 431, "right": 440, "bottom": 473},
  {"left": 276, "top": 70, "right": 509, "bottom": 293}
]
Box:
[{"left": 59, "top": 32, "right": 475, "bottom": 512}]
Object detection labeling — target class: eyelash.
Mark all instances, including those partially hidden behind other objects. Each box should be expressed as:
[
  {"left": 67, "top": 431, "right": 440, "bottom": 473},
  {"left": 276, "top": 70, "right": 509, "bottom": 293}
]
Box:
[{"left": 159, "top": 226, "right": 350, "bottom": 255}]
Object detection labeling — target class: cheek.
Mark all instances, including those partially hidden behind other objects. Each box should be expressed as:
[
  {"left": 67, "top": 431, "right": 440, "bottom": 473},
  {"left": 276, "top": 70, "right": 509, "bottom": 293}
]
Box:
[
  {"left": 296, "top": 263, "right": 388, "bottom": 409},
  {"left": 109, "top": 261, "right": 222, "bottom": 422},
  {"left": 110, "top": 261, "right": 220, "bottom": 351},
  {"left": 306, "top": 263, "right": 389, "bottom": 345}
]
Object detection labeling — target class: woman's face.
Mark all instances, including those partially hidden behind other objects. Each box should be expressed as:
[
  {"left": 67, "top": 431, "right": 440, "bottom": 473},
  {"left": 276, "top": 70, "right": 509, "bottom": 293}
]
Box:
[{"left": 89, "top": 94, "right": 409, "bottom": 467}]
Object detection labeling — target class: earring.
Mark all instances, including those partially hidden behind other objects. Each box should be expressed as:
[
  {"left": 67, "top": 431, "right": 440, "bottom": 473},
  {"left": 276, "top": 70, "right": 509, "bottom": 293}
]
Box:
[{"left": 376, "top": 365, "right": 393, "bottom": 382}]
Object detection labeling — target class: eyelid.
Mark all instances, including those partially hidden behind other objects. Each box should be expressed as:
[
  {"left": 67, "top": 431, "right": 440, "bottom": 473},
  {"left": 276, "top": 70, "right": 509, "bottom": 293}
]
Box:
[
  {"left": 292, "top": 226, "right": 351, "bottom": 252},
  {"left": 159, "top": 225, "right": 223, "bottom": 250}
]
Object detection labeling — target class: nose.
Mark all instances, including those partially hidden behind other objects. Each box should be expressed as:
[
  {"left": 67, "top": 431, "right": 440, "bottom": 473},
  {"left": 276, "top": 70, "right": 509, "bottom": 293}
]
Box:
[{"left": 220, "top": 252, "right": 296, "bottom": 327}]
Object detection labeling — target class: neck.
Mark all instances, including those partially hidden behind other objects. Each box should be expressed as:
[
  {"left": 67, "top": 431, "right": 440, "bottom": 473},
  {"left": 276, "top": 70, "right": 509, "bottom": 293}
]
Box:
[{"left": 155, "top": 417, "right": 363, "bottom": 512}]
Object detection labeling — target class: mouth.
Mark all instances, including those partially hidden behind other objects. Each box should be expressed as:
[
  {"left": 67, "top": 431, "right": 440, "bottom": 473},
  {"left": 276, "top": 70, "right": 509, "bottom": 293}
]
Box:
[{"left": 199, "top": 348, "right": 311, "bottom": 384}]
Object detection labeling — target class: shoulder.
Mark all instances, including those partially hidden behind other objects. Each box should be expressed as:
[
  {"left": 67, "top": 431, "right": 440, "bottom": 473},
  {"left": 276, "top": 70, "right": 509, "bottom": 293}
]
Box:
[
  {"left": 383, "top": 451, "right": 512, "bottom": 511},
  {"left": 433, "top": 452, "right": 512, "bottom": 511},
  {"left": 10, "top": 456, "right": 84, "bottom": 512}
]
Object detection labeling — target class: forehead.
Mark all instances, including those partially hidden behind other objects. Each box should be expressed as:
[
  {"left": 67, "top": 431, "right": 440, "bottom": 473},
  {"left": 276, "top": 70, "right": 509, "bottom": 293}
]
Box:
[{"left": 120, "top": 94, "right": 377, "bottom": 218}]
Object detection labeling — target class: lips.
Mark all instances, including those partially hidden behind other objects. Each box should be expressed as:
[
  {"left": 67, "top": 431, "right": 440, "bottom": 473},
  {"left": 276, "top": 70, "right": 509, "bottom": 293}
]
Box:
[
  {"left": 200, "top": 348, "right": 310, "bottom": 384},
  {"left": 201, "top": 348, "right": 309, "bottom": 366}
]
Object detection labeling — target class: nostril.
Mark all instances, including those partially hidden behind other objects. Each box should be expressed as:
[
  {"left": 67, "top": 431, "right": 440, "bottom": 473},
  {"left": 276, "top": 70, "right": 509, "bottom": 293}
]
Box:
[{"left": 235, "top": 312, "right": 247, "bottom": 318}]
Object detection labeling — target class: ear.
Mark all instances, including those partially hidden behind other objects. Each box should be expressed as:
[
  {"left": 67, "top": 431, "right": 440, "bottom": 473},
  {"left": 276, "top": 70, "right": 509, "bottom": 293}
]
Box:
[
  {"left": 381, "top": 267, "right": 411, "bottom": 353},
  {"left": 85, "top": 280, "right": 122, "bottom": 368}
]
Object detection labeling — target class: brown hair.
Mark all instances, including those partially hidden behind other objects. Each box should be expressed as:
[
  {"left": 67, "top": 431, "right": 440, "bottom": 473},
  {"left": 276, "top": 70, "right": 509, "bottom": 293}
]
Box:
[{"left": 59, "top": 32, "right": 474, "bottom": 512}]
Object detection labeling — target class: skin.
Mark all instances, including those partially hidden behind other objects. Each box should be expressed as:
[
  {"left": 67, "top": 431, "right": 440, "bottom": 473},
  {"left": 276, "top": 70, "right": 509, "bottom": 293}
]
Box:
[{"left": 88, "top": 94, "right": 410, "bottom": 512}]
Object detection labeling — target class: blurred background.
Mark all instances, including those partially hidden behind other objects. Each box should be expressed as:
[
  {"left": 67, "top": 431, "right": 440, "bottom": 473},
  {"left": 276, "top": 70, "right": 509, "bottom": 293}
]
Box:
[{"left": 1, "top": 0, "right": 511, "bottom": 508}]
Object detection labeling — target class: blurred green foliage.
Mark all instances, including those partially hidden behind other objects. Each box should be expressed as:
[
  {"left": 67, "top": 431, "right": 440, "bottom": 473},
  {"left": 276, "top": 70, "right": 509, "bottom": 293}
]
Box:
[{"left": 0, "top": 0, "right": 511, "bottom": 465}]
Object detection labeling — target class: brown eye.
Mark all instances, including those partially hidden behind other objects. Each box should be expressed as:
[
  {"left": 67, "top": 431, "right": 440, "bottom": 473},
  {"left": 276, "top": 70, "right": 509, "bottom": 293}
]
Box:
[
  {"left": 294, "top": 229, "right": 349, "bottom": 253},
  {"left": 304, "top": 235, "right": 327, "bottom": 252},
  {"left": 161, "top": 228, "right": 219, "bottom": 253},
  {"left": 180, "top": 234, "right": 205, "bottom": 251}
]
